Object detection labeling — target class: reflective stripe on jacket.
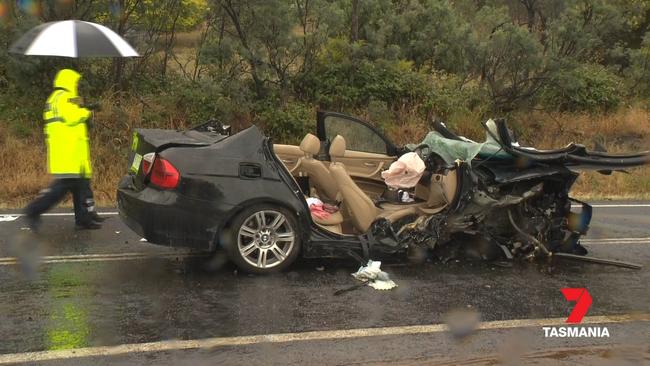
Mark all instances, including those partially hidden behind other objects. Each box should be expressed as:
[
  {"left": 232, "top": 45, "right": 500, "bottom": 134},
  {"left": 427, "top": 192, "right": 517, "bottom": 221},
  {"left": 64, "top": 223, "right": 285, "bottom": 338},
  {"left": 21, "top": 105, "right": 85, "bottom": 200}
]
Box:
[{"left": 43, "top": 69, "right": 92, "bottom": 178}]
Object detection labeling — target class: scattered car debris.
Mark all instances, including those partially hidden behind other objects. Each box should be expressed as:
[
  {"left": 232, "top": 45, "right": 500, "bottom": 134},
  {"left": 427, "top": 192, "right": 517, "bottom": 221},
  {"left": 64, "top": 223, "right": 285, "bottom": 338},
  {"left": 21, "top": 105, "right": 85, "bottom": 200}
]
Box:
[
  {"left": 334, "top": 280, "right": 369, "bottom": 296},
  {"left": 553, "top": 252, "right": 642, "bottom": 269},
  {"left": 352, "top": 260, "right": 397, "bottom": 291},
  {"left": 0, "top": 215, "right": 19, "bottom": 222},
  {"left": 333, "top": 261, "right": 397, "bottom": 295}
]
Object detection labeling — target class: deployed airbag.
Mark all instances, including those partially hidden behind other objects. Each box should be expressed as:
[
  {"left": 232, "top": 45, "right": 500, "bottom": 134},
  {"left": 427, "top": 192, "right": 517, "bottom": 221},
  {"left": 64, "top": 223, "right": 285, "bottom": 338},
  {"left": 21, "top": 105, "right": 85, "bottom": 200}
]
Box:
[
  {"left": 381, "top": 152, "right": 426, "bottom": 188},
  {"left": 407, "top": 120, "right": 513, "bottom": 164}
]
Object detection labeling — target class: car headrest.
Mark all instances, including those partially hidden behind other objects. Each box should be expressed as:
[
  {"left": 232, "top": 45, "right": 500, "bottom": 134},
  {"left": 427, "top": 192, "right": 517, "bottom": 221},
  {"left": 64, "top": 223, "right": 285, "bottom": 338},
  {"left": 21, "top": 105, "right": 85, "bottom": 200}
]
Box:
[
  {"left": 299, "top": 133, "right": 320, "bottom": 156},
  {"left": 329, "top": 135, "right": 346, "bottom": 158}
]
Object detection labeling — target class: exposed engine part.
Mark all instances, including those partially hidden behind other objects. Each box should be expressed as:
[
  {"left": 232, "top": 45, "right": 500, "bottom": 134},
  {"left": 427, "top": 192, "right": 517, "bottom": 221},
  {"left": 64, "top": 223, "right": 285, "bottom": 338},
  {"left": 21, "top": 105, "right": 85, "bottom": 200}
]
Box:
[
  {"left": 498, "top": 244, "right": 513, "bottom": 260},
  {"left": 507, "top": 209, "right": 550, "bottom": 256},
  {"left": 472, "top": 182, "right": 544, "bottom": 210}
]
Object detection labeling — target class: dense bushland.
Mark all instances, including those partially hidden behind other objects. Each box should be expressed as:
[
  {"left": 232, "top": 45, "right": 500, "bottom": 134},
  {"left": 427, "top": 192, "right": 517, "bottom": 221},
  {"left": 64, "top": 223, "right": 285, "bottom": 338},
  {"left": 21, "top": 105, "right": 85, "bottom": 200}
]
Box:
[{"left": 1, "top": 0, "right": 649, "bottom": 205}]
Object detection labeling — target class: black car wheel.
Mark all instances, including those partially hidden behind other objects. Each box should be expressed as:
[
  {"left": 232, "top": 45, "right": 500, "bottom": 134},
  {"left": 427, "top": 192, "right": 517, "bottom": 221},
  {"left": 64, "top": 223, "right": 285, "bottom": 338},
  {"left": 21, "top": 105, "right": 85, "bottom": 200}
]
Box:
[{"left": 224, "top": 205, "right": 301, "bottom": 274}]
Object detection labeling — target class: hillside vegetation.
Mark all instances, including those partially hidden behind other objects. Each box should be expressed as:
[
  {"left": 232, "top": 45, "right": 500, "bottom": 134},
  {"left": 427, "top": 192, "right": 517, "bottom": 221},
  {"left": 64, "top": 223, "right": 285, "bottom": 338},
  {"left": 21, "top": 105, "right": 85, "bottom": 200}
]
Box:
[{"left": 1, "top": 0, "right": 649, "bottom": 206}]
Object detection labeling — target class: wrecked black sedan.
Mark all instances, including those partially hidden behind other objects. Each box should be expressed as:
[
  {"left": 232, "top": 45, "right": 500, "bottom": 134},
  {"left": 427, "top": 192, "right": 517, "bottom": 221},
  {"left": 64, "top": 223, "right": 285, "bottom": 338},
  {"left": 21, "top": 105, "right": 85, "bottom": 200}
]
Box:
[{"left": 117, "top": 111, "right": 649, "bottom": 273}]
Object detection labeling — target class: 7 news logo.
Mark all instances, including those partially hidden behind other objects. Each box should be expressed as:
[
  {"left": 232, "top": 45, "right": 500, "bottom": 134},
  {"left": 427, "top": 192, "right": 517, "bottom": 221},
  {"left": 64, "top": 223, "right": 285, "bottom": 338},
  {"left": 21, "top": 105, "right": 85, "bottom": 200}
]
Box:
[
  {"left": 561, "top": 288, "right": 592, "bottom": 323},
  {"left": 542, "top": 288, "right": 610, "bottom": 338}
]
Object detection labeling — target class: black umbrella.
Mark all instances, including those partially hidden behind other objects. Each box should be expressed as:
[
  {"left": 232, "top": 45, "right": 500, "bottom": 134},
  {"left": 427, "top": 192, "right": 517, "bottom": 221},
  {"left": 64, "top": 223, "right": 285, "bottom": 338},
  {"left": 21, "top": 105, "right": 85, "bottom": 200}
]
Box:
[{"left": 9, "top": 20, "right": 138, "bottom": 58}]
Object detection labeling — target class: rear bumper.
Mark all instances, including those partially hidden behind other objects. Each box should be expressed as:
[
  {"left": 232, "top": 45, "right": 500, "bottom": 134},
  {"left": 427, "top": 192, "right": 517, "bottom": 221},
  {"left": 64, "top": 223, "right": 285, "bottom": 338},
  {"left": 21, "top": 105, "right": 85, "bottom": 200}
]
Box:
[{"left": 117, "top": 176, "right": 228, "bottom": 250}]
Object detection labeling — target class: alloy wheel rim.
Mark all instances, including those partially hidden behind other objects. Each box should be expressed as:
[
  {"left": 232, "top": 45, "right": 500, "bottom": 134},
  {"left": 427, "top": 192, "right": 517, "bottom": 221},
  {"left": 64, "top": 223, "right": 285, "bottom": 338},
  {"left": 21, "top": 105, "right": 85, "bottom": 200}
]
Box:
[{"left": 237, "top": 210, "right": 295, "bottom": 269}]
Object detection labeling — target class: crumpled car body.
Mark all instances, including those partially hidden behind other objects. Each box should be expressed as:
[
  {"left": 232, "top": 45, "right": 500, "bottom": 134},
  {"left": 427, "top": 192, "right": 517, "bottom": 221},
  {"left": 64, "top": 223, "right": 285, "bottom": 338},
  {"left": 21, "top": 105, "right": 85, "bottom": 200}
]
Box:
[{"left": 117, "top": 111, "right": 649, "bottom": 273}]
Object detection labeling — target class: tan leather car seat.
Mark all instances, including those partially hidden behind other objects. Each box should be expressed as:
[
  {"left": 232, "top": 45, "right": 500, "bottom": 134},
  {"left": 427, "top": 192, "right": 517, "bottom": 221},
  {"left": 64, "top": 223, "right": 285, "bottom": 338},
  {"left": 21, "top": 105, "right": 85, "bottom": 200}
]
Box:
[
  {"left": 329, "top": 134, "right": 346, "bottom": 163},
  {"left": 414, "top": 169, "right": 459, "bottom": 211},
  {"left": 329, "top": 135, "right": 424, "bottom": 233},
  {"left": 298, "top": 133, "right": 339, "bottom": 202}
]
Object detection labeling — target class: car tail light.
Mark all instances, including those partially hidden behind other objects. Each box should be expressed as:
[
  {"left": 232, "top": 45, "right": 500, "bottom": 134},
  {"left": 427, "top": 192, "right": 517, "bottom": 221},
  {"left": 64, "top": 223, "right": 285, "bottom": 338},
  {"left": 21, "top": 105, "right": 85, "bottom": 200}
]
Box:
[
  {"left": 149, "top": 157, "right": 180, "bottom": 189},
  {"left": 142, "top": 152, "right": 155, "bottom": 175}
]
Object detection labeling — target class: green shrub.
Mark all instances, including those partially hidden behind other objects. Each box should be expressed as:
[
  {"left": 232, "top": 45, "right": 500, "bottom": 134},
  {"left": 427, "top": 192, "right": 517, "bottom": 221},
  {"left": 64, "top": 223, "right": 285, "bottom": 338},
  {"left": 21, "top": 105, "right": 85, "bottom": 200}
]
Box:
[
  {"left": 136, "top": 76, "right": 252, "bottom": 129},
  {"left": 255, "top": 101, "right": 313, "bottom": 144},
  {"left": 423, "top": 74, "right": 487, "bottom": 121},
  {"left": 627, "top": 35, "right": 650, "bottom": 98},
  {"left": 298, "top": 39, "right": 429, "bottom": 111},
  {"left": 0, "top": 90, "right": 43, "bottom": 138},
  {"left": 541, "top": 64, "right": 623, "bottom": 112}
]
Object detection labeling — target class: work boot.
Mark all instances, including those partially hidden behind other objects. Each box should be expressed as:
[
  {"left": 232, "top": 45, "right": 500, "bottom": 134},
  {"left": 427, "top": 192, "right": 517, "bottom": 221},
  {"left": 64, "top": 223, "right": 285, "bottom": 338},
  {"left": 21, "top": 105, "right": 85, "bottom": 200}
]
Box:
[
  {"left": 25, "top": 214, "right": 41, "bottom": 233},
  {"left": 75, "top": 220, "right": 102, "bottom": 230}
]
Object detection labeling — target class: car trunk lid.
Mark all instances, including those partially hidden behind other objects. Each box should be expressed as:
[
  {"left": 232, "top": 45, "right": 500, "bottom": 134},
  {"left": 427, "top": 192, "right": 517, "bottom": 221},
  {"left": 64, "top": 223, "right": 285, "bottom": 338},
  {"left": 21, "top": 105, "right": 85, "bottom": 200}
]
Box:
[{"left": 127, "top": 128, "right": 228, "bottom": 190}]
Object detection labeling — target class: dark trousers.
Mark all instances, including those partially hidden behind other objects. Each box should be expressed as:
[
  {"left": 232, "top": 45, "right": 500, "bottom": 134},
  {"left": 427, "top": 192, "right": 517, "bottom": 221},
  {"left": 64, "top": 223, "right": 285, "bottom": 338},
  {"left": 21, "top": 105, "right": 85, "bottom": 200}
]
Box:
[{"left": 25, "top": 178, "right": 96, "bottom": 225}]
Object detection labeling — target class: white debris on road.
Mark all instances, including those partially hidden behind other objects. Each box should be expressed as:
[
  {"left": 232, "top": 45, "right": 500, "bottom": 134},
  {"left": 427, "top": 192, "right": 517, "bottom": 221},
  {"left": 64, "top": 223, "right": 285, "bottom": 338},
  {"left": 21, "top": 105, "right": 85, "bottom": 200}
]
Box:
[
  {"left": 0, "top": 215, "right": 19, "bottom": 222},
  {"left": 352, "top": 260, "right": 397, "bottom": 290}
]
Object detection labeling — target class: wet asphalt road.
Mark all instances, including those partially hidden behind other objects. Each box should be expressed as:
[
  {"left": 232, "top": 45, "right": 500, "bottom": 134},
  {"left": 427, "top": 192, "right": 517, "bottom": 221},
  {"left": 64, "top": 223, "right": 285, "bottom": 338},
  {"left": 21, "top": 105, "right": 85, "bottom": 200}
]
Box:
[{"left": 0, "top": 202, "right": 649, "bottom": 365}]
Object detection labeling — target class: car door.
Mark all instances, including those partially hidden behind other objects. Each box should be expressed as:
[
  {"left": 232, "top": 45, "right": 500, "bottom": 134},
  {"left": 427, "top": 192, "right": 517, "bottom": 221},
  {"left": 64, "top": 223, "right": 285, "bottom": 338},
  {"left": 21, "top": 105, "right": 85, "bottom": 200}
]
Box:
[{"left": 316, "top": 111, "right": 398, "bottom": 183}]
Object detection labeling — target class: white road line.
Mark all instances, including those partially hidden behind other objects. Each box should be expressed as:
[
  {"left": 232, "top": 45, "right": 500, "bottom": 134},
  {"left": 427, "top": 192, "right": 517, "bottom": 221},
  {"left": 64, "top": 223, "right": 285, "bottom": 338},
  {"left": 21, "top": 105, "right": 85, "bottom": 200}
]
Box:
[
  {"left": 0, "top": 313, "right": 646, "bottom": 365},
  {"left": 583, "top": 241, "right": 650, "bottom": 245},
  {"left": 0, "top": 239, "right": 644, "bottom": 266},
  {"left": 0, "top": 212, "right": 119, "bottom": 218},
  {"left": 582, "top": 237, "right": 650, "bottom": 242},
  {"left": 0, "top": 203, "right": 646, "bottom": 222},
  {"left": 0, "top": 252, "right": 205, "bottom": 266},
  {"left": 581, "top": 237, "right": 650, "bottom": 245},
  {"left": 572, "top": 204, "right": 650, "bottom": 208},
  {"left": 0, "top": 203, "right": 644, "bottom": 219},
  {"left": 595, "top": 204, "right": 650, "bottom": 207}
]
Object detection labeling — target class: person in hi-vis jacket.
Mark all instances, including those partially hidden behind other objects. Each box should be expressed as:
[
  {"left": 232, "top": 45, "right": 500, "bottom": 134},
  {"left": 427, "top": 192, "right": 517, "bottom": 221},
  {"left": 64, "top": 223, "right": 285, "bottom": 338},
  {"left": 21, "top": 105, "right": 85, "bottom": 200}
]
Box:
[{"left": 24, "top": 69, "right": 104, "bottom": 231}]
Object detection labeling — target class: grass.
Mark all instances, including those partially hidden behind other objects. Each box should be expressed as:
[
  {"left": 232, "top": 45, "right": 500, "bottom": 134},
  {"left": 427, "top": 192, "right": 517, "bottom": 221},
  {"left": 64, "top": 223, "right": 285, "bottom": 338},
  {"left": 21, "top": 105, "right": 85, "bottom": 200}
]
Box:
[{"left": 1, "top": 102, "right": 649, "bottom": 208}]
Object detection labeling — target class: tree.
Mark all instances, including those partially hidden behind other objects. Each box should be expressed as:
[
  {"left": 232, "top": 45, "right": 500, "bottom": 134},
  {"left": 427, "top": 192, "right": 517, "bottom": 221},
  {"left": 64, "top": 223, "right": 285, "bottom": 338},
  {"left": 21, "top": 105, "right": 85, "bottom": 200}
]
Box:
[
  {"left": 351, "top": 0, "right": 360, "bottom": 42},
  {"left": 464, "top": 6, "right": 546, "bottom": 111}
]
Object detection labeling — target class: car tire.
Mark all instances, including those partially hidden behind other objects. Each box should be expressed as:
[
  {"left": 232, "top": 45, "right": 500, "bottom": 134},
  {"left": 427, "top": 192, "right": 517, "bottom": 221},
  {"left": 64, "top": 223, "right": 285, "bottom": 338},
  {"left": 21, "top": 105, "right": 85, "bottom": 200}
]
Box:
[{"left": 222, "top": 205, "right": 301, "bottom": 274}]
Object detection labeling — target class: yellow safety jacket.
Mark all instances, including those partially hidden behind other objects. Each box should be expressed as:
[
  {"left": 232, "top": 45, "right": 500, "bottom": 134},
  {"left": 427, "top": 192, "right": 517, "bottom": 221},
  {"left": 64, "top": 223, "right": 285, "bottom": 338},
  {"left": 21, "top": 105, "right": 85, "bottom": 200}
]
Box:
[{"left": 43, "top": 69, "right": 92, "bottom": 178}]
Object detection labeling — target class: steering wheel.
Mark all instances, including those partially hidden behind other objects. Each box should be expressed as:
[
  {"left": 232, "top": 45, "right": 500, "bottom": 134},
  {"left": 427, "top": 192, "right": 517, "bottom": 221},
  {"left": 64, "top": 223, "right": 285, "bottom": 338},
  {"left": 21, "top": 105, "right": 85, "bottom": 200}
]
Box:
[
  {"left": 411, "top": 144, "right": 453, "bottom": 173},
  {"left": 411, "top": 143, "right": 430, "bottom": 160}
]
